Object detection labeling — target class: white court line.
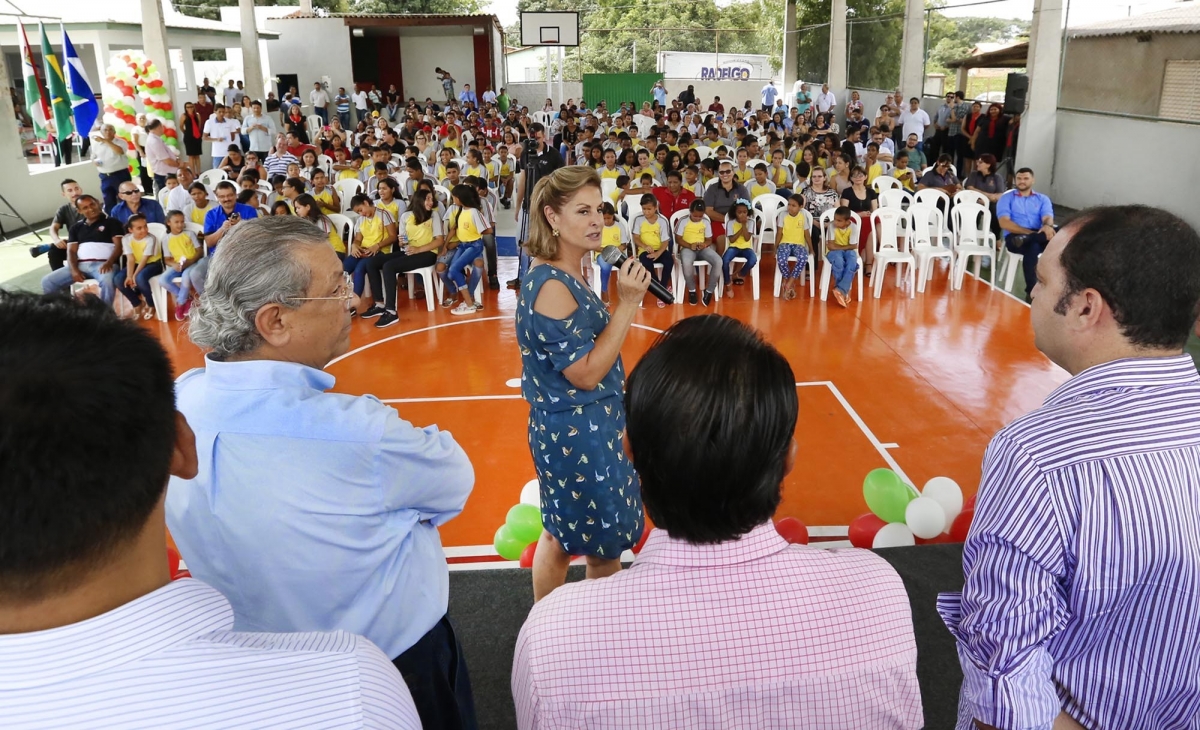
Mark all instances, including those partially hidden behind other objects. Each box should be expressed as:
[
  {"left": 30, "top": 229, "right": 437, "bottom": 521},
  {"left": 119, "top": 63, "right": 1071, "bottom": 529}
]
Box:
[
  {"left": 327, "top": 316, "right": 507, "bottom": 367},
  {"left": 880, "top": 442, "right": 899, "bottom": 449},
  {"left": 818, "top": 380, "right": 912, "bottom": 486},
  {"left": 382, "top": 395, "right": 524, "bottom": 404}
]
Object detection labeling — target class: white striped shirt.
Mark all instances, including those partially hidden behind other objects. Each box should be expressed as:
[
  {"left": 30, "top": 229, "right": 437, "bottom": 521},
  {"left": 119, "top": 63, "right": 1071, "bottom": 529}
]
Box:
[
  {"left": 939, "top": 355, "right": 1200, "bottom": 729},
  {"left": 0, "top": 579, "right": 421, "bottom": 729}
]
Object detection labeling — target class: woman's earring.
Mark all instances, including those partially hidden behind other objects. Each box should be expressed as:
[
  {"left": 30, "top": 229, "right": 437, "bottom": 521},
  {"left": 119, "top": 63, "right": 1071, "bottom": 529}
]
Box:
[{"left": 552, "top": 229, "right": 560, "bottom": 237}]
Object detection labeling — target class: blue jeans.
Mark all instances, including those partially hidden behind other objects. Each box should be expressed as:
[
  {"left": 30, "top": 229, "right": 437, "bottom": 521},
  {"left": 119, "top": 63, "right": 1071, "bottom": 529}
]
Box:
[
  {"left": 722, "top": 246, "right": 757, "bottom": 282},
  {"left": 338, "top": 111, "right": 350, "bottom": 128},
  {"left": 443, "top": 241, "right": 483, "bottom": 295},
  {"left": 314, "top": 107, "right": 328, "bottom": 123},
  {"left": 160, "top": 266, "right": 199, "bottom": 304},
  {"left": 639, "top": 250, "right": 673, "bottom": 290},
  {"left": 827, "top": 249, "right": 858, "bottom": 295},
  {"left": 99, "top": 169, "right": 131, "bottom": 214},
  {"left": 344, "top": 253, "right": 375, "bottom": 296},
  {"left": 114, "top": 261, "right": 164, "bottom": 308},
  {"left": 598, "top": 257, "right": 613, "bottom": 293},
  {"left": 42, "top": 260, "right": 116, "bottom": 304}
]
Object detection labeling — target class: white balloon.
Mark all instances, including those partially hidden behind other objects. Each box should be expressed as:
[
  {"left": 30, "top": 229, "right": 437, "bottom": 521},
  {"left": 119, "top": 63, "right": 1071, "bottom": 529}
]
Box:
[
  {"left": 922, "top": 476, "right": 964, "bottom": 526},
  {"left": 520, "top": 479, "right": 540, "bottom": 507},
  {"left": 872, "top": 522, "right": 916, "bottom": 549},
  {"left": 905, "top": 497, "right": 948, "bottom": 539}
]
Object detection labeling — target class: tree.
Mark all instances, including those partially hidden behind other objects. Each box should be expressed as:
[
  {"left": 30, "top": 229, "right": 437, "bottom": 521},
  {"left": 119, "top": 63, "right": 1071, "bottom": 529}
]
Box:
[
  {"left": 170, "top": 0, "right": 347, "bottom": 22},
  {"left": 351, "top": 0, "right": 485, "bottom": 14}
]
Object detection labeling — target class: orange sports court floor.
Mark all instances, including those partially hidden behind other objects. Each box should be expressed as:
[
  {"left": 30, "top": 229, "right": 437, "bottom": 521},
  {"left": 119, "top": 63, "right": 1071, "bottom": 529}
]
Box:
[{"left": 156, "top": 258, "right": 1067, "bottom": 567}]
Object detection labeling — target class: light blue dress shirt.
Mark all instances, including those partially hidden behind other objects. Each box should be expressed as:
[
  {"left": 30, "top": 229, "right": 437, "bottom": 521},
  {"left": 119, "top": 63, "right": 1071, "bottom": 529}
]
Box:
[{"left": 165, "top": 356, "right": 474, "bottom": 660}]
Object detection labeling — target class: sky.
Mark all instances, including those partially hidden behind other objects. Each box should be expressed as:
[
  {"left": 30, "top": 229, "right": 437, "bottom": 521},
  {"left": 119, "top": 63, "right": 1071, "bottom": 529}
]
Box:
[{"left": 483, "top": 0, "right": 1190, "bottom": 33}]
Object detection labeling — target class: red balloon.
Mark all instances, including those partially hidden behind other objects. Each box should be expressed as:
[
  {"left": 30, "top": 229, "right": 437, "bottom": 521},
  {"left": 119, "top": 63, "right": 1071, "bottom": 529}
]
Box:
[
  {"left": 964, "top": 493, "right": 977, "bottom": 511},
  {"left": 774, "top": 517, "right": 809, "bottom": 545},
  {"left": 848, "top": 513, "right": 888, "bottom": 549},
  {"left": 166, "top": 546, "right": 181, "bottom": 576},
  {"left": 631, "top": 526, "right": 650, "bottom": 554},
  {"left": 949, "top": 509, "right": 975, "bottom": 543},
  {"left": 518, "top": 541, "right": 537, "bottom": 569},
  {"left": 172, "top": 569, "right": 192, "bottom": 581}
]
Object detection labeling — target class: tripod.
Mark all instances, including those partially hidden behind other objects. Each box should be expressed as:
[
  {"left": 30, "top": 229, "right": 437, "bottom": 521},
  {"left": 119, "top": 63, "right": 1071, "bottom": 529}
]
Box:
[{"left": 0, "top": 191, "right": 42, "bottom": 243}]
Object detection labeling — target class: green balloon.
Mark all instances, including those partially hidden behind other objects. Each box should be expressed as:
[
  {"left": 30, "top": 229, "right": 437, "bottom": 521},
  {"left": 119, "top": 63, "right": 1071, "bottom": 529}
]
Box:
[
  {"left": 494, "top": 525, "right": 527, "bottom": 561},
  {"left": 506, "top": 503, "right": 543, "bottom": 544},
  {"left": 863, "top": 468, "right": 915, "bottom": 523}
]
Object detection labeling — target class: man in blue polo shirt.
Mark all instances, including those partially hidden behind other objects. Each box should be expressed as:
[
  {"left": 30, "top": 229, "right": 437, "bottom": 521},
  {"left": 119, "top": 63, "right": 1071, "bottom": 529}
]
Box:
[
  {"left": 997, "top": 167, "right": 1056, "bottom": 303},
  {"left": 110, "top": 182, "right": 166, "bottom": 226},
  {"left": 189, "top": 180, "right": 259, "bottom": 298}
]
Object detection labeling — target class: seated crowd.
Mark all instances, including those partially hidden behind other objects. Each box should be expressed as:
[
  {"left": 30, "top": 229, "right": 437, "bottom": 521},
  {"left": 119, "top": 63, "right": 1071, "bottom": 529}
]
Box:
[{"left": 35, "top": 81, "right": 1048, "bottom": 333}]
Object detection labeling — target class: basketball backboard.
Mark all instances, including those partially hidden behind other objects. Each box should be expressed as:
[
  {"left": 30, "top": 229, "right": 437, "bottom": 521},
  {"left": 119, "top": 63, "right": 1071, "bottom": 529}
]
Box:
[{"left": 520, "top": 12, "right": 580, "bottom": 47}]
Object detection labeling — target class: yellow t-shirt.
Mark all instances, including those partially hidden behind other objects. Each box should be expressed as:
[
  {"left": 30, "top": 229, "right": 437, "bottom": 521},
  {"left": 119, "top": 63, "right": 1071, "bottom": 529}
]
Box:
[
  {"left": 867, "top": 163, "right": 884, "bottom": 185},
  {"left": 637, "top": 218, "right": 663, "bottom": 252},
  {"left": 337, "top": 168, "right": 360, "bottom": 182},
  {"left": 357, "top": 209, "right": 394, "bottom": 253},
  {"left": 453, "top": 208, "right": 484, "bottom": 244},
  {"left": 404, "top": 213, "right": 443, "bottom": 252},
  {"left": 750, "top": 182, "right": 774, "bottom": 199},
  {"left": 499, "top": 160, "right": 512, "bottom": 176},
  {"left": 465, "top": 164, "right": 486, "bottom": 179},
  {"left": 320, "top": 217, "right": 346, "bottom": 254},
  {"left": 830, "top": 225, "right": 855, "bottom": 251},
  {"left": 189, "top": 203, "right": 213, "bottom": 227},
  {"left": 679, "top": 218, "right": 709, "bottom": 245},
  {"left": 734, "top": 167, "right": 753, "bottom": 184},
  {"left": 443, "top": 138, "right": 460, "bottom": 151},
  {"left": 727, "top": 220, "right": 753, "bottom": 250},
  {"left": 600, "top": 166, "right": 623, "bottom": 181},
  {"left": 123, "top": 235, "right": 161, "bottom": 264},
  {"left": 377, "top": 199, "right": 401, "bottom": 223},
  {"left": 770, "top": 166, "right": 789, "bottom": 187},
  {"left": 311, "top": 188, "right": 337, "bottom": 214},
  {"left": 602, "top": 224, "right": 623, "bottom": 249},
  {"left": 780, "top": 212, "right": 809, "bottom": 249},
  {"left": 165, "top": 232, "right": 198, "bottom": 262}
]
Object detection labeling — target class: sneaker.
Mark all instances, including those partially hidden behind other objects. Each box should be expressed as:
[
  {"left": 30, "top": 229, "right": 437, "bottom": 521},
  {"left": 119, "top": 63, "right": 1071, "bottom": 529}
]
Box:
[
  {"left": 174, "top": 299, "right": 191, "bottom": 321},
  {"left": 441, "top": 297, "right": 455, "bottom": 308},
  {"left": 375, "top": 311, "right": 400, "bottom": 328},
  {"left": 702, "top": 291, "right": 713, "bottom": 307},
  {"left": 687, "top": 290, "right": 697, "bottom": 305},
  {"left": 506, "top": 278, "right": 521, "bottom": 290},
  {"left": 450, "top": 302, "right": 477, "bottom": 316},
  {"left": 474, "top": 301, "right": 484, "bottom": 310},
  {"left": 360, "top": 305, "right": 386, "bottom": 319},
  {"left": 349, "top": 307, "right": 357, "bottom": 318},
  {"left": 501, "top": 199, "right": 511, "bottom": 209},
  {"left": 29, "top": 244, "right": 51, "bottom": 258},
  {"left": 488, "top": 276, "right": 500, "bottom": 291}
]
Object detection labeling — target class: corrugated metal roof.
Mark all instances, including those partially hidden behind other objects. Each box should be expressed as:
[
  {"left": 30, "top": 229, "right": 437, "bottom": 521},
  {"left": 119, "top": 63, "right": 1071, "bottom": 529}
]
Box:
[
  {"left": 0, "top": 0, "right": 280, "bottom": 36},
  {"left": 273, "top": 11, "right": 500, "bottom": 23},
  {"left": 1070, "top": 4, "right": 1200, "bottom": 38}
]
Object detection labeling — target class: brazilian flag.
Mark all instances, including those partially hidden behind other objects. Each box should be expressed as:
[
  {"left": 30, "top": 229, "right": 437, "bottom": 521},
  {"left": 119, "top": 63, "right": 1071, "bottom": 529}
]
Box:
[{"left": 39, "top": 23, "right": 74, "bottom": 139}]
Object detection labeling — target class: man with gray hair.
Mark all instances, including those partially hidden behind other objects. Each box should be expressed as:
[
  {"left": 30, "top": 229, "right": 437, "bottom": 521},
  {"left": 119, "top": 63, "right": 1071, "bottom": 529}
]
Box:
[{"left": 166, "top": 216, "right": 479, "bottom": 730}]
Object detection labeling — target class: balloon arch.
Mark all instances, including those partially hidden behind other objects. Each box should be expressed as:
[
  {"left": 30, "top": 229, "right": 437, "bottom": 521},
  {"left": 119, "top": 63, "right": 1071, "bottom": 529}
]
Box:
[{"left": 101, "top": 51, "right": 179, "bottom": 177}]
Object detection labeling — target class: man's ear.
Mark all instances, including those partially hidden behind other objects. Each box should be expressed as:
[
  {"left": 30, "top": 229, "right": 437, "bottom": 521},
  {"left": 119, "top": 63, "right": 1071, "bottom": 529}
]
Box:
[{"left": 169, "top": 412, "right": 199, "bottom": 480}]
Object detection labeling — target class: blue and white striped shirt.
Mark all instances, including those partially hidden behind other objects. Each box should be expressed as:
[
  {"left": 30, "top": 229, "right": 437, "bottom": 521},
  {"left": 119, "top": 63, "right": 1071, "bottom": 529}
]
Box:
[
  {"left": 938, "top": 355, "right": 1200, "bottom": 730},
  {"left": 0, "top": 579, "right": 422, "bottom": 729}
]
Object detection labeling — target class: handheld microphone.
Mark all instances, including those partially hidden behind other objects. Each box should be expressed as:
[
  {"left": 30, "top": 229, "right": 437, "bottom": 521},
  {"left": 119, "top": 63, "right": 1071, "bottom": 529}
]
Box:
[{"left": 600, "top": 246, "right": 674, "bottom": 305}]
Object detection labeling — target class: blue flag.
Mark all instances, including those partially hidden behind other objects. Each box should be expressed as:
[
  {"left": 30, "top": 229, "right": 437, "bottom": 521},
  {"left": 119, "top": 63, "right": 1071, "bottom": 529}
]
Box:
[{"left": 60, "top": 24, "right": 98, "bottom": 137}]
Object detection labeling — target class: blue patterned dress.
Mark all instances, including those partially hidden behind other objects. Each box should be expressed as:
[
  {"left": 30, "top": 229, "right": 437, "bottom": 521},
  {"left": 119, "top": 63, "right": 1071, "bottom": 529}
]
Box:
[{"left": 516, "top": 264, "right": 643, "bottom": 558}]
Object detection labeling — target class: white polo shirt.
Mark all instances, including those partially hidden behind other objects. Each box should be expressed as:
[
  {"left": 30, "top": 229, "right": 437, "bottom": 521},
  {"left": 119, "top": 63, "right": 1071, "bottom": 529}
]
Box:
[{"left": 0, "top": 579, "right": 421, "bottom": 729}]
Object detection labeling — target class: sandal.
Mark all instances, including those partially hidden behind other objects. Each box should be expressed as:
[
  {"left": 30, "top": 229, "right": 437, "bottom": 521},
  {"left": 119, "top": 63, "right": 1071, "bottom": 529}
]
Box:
[
  {"left": 733, "top": 277, "right": 745, "bottom": 285},
  {"left": 784, "top": 287, "right": 797, "bottom": 301}
]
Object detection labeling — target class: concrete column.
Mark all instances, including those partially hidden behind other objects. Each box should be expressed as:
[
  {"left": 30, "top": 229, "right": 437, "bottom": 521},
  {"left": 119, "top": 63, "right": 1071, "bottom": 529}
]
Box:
[
  {"left": 955, "top": 66, "right": 969, "bottom": 95},
  {"left": 898, "top": 0, "right": 926, "bottom": 98},
  {"left": 92, "top": 38, "right": 111, "bottom": 96},
  {"left": 179, "top": 44, "right": 197, "bottom": 95},
  {"left": 299, "top": 0, "right": 313, "bottom": 13},
  {"left": 141, "top": 0, "right": 180, "bottom": 115},
  {"left": 782, "top": 0, "right": 798, "bottom": 93},
  {"left": 239, "top": 0, "right": 265, "bottom": 102},
  {"left": 0, "top": 44, "right": 24, "bottom": 167},
  {"left": 827, "top": 0, "right": 847, "bottom": 94},
  {"left": 1016, "top": 0, "right": 1064, "bottom": 181}
]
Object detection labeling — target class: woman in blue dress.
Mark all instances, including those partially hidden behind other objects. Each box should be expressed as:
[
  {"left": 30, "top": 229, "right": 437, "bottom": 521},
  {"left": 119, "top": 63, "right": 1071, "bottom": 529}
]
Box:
[{"left": 516, "top": 165, "right": 652, "bottom": 601}]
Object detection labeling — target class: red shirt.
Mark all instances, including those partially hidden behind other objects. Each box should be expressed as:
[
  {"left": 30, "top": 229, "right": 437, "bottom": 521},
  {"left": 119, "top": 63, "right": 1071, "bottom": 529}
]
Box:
[
  {"left": 286, "top": 143, "right": 317, "bottom": 159},
  {"left": 653, "top": 186, "right": 697, "bottom": 219}
]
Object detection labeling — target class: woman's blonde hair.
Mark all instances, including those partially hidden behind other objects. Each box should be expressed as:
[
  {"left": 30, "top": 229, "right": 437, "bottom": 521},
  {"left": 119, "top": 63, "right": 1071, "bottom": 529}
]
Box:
[{"left": 526, "top": 166, "right": 601, "bottom": 261}]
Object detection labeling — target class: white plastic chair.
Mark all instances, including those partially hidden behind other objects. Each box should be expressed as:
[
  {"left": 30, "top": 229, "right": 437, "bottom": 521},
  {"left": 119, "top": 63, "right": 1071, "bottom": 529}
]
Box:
[
  {"left": 669, "top": 209, "right": 721, "bottom": 302},
  {"left": 818, "top": 209, "right": 864, "bottom": 303},
  {"left": 326, "top": 213, "right": 354, "bottom": 253},
  {"left": 307, "top": 114, "right": 323, "bottom": 138},
  {"left": 144, "top": 222, "right": 172, "bottom": 321},
  {"left": 184, "top": 222, "right": 203, "bottom": 236},
  {"left": 951, "top": 203, "right": 998, "bottom": 289},
  {"left": 770, "top": 208, "right": 815, "bottom": 299},
  {"left": 724, "top": 212, "right": 763, "bottom": 300},
  {"left": 694, "top": 145, "right": 714, "bottom": 160},
  {"left": 333, "top": 179, "right": 364, "bottom": 213},
  {"left": 913, "top": 187, "right": 951, "bottom": 214},
  {"left": 600, "top": 178, "right": 618, "bottom": 202},
  {"left": 954, "top": 189, "right": 990, "bottom": 208},
  {"left": 752, "top": 193, "right": 789, "bottom": 245},
  {"left": 869, "top": 208, "right": 915, "bottom": 299},
  {"left": 532, "top": 111, "right": 552, "bottom": 127},
  {"left": 872, "top": 176, "right": 901, "bottom": 193},
  {"left": 317, "top": 154, "right": 334, "bottom": 176},
  {"left": 432, "top": 184, "right": 452, "bottom": 208},
  {"left": 878, "top": 188, "right": 913, "bottom": 210},
  {"left": 198, "top": 169, "right": 228, "bottom": 188},
  {"left": 909, "top": 204, "right": 953, "bottom": 293}
]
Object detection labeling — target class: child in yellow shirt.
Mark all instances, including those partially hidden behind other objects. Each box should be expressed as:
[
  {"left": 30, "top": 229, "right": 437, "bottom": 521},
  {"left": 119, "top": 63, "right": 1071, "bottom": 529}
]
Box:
[
  {"left": 749, "top": 164, "right": 776, "bottom": 200},
  {"left": 633, "top": 194, "right": 673, "bottom": 308},
  {"left": 774, "top": 194, "right": 813, "bottom": 301},
  {"left": 825, "top": 206, "right": 858, "bottom": 307},
  {"left": 158, "top": 210, "right": 201, "bottom": 320},
  {"left": 595, "top": 202, "right": 629, "bottom": 305},
  {"left": 721, "top": 199, "right": 757, "bottom": 297},
  {"left": 116, "top": 214, "right": 163, "bottom": 319}
]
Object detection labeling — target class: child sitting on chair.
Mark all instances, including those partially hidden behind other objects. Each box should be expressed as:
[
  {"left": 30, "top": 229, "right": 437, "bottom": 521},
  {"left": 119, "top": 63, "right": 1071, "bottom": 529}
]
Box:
[
  {"left": 774, "top": 194, "right": 812, "bottom": 302},
  {"left": 722, "top": 199, "right": 756, "bottom": 297},
  {"left": 159, "top": 210, "right": 201, "bottom": 321},
  {"left": 826, "top": 206, "right": 858, "bottom": 308},
  {"left": 115, "top": 214, "right": 162, "bottom": 320}
]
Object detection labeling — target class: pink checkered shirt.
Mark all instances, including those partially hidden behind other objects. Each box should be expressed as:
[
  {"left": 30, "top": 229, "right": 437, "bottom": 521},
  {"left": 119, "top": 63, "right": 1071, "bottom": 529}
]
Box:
[{"left": 512, "top": 522, "right": 924, "bottom": 729}]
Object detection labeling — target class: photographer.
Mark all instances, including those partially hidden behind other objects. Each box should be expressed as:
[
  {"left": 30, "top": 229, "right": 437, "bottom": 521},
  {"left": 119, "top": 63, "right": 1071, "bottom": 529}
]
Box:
[{"left": 190, "top": 180, "right": 259, "bottom": 296}]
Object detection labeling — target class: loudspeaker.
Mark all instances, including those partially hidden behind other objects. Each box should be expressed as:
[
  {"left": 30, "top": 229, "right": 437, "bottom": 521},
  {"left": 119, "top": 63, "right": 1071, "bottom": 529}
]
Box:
[{"left": 1004, "top": 73, "right": 1028, "bottom": 115}]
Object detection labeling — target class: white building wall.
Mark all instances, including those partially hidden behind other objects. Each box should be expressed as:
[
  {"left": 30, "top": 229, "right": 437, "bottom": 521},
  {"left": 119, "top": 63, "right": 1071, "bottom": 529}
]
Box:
[
  {"left": 506, "top": 47, "right": 545, "bottom": 83},
  {"left": 1054, "top": 110, "right": 1200, "bottom": 231},
  {"left": 402, "top": 34, "right": 474, "bottom": 102},
  {"left": 263, "top": 17, "right": 353, "bottom": 111}
]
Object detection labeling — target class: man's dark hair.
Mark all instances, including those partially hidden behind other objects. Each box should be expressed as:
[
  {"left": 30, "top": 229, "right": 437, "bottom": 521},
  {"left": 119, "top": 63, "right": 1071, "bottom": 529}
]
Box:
[
  {"left": 665, "top": 169, "right": 682, "bottom": 181},
  {"left": 0, "top": 292, "right": 177, "bottom": 599},
  {"left": 145, "top": 119, "right": 162, "bottom": 132},
  {"left": 624, "top": 315, "right": 797, "bottom": 544},
  {"left": 60, "top": 178, "right": 77, "bottom": 190},
  {"left": 1016, "top": 167, "right": 1034, "bottom": 176},
  {"left": 1056, "top": 205, "right": 1200, "bottom": 349},
  {"left": 214, "top": 180, "right": 237, "bottom": 194}
]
